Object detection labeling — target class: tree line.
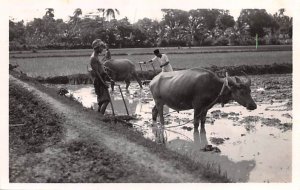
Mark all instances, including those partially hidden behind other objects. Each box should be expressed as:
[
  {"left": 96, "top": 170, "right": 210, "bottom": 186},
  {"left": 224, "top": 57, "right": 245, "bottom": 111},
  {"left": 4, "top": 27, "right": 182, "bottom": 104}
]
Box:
[{"left": 9, "top": 8, "right": 292, "bottom": 51}]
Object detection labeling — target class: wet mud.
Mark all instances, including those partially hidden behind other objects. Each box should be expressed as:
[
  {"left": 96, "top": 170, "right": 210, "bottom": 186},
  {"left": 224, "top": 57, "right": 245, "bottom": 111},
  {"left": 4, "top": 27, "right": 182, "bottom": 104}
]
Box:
[{"left": 50, "top": 73, "right": 292, "bottom": 182}]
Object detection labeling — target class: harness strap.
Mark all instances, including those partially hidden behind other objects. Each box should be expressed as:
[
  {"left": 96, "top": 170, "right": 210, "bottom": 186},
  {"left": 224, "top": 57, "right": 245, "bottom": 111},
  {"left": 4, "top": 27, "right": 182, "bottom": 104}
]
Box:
[
  {"left": 205, "top": 77, "right": 228, "bottom": 110},
  {"left": 165, "top": 77, "right": 230, "bottom": 129}
]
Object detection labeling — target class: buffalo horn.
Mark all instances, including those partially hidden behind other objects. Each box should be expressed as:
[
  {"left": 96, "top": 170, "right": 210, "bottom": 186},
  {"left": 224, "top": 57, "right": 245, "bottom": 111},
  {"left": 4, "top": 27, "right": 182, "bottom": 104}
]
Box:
[
  {"left": 226, "top": 72, "right": 240, "bottom": 87},
  {"left": 241, "top": 71, "right": 251, "bottom": 86},
  {"left": 225, "top": 72, "right": 232, "bottom": 90}
]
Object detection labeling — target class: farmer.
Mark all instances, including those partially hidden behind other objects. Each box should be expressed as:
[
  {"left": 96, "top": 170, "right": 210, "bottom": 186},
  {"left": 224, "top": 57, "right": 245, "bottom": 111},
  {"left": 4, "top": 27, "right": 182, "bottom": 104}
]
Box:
[
  {"left": 102, "top": 46, "right": 111, "bottom": 62},
  {"left": 88, "top": 39, "right": 114, "bottom": 114},
  {"left": 145, "top": 49, "right": 173, "bottom": 72}
]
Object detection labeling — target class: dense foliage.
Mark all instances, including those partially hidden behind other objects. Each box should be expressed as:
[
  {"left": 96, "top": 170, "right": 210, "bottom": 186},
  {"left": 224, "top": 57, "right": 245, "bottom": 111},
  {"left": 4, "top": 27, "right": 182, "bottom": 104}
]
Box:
[{"left": 9, "top": 8, "right": 292, "bottom": 51}]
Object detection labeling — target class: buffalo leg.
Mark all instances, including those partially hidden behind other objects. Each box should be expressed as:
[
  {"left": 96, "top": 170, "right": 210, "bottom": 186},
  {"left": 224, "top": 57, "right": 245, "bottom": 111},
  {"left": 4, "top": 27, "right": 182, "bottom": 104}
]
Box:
[
  {"left": 193, "top": 128, "right": 200, "bottom": 146},
  {"left": 152, "top": 105, "right": 158, "bottom": 121},
  {"left": 132, "top": 71, "right": 143, "bottom": 89},
  {"left": 158, "top": 104, "right": 164, "bottom": 125},
  {"left": 193, "top": 108, "right": 201, "bottom": 129},
  {"left": 199, "top": 127, "right": 208, "bottom": 148},
  {"left": 200, "top": 110, "right": 208, "bottom": 129},
  {"left": 125, "top": 78, "right": 130, "bottom": 90},
  {"left": 193, "top": 127, "right": 208, "bottom": 149},
  {"left": 110, "top": 81, "right": 115, "bottom": 91},
  {"left": 109, "top": 72, "right": 116, "bottom": 91},
  {"left": 153, "top": 102, "right": 164, "bottom": 125}
]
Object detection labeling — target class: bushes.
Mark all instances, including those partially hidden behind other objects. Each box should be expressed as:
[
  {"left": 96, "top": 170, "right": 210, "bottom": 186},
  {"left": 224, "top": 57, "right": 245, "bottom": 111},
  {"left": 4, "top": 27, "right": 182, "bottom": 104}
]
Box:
[
  {"left": 257, "top": 38, "right": 266, "bottom": 45},
  {"left": 239, "top": 38, "right": 256, "bottom": 46},
  {"left": 201, "top": 38, "right": 214, "bottom": 46},
  {"left": 157, "top": 39, "right": 186, "bottom": 47},
  {"left": 167, "top": 39, "right": 186, "bottom": 47},
  {"left": 9, "top": 41, "right": 31, "bottom": 51},
  {"left": 268, "top": 37, "right": 281, "bottom": 45},
  {"left": 213, "top": 37, "right": 229, "bottom": 46},
  {"left": 208, "top": 63, "right": 292, "bottom": 76}
]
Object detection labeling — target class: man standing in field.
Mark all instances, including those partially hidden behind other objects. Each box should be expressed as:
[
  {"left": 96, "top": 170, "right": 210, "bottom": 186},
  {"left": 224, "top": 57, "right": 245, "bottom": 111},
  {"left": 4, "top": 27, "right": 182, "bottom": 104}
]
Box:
[
  {"left": 146, "top": 49, "right": 173, "bottom": 72},
  {"left": 88, "top": 39, "right": 114, "bottom": 114}
]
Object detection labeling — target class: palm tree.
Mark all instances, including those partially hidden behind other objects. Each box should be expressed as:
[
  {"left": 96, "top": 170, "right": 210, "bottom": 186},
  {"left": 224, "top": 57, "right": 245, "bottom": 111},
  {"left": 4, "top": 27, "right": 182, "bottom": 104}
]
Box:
[
  {"left": 70, "top": 8, "right": 82, "bottom": 32},
  {"left": 73, "top": 8, "right": 82, "bottom": 18},
  {"left": 97, "top": 9, "right": 120, "bottom": 21},
  {"left": 45, "top": 8, "right": 54, "bottom": 18}
]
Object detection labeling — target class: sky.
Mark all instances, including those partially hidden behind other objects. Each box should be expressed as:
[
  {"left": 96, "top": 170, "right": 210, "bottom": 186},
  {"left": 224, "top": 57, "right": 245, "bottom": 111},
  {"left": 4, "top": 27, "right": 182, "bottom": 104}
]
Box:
[{"left": 6, "top": 0, "right": 294, "bottom": 24}]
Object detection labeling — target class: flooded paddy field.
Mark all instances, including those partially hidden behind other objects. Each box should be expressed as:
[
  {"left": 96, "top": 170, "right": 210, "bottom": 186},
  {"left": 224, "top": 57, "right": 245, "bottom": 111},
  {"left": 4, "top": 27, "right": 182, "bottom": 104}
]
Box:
[
  {"left": 10, "top": 51, "right": 292, "bottom": 78},
  {"left": 48, "top": 73, "right": 292, "bottom": 182}
]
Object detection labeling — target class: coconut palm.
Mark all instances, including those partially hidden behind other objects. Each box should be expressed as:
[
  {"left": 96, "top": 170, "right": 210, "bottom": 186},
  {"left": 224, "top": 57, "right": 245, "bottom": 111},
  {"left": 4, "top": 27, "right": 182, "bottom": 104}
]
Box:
[
  {"left": 97, "top": 8, "right": 120, "bottom": 21},
  {"left": 45, "top": 8, "right": 54, "bottom": 18},
  {"left": 73, "top": 8, "right": 82, "bottom": 18},
  {"left": 70, "top": 8, "right": 82, "bottom": 32}
]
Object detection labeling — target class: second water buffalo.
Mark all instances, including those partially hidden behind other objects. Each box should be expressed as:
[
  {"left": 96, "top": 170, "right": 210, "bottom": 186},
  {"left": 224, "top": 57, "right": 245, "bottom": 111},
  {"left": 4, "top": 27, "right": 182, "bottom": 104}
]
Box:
[{"left": 104, "top": 59, "right": 143, "bottom": 91}]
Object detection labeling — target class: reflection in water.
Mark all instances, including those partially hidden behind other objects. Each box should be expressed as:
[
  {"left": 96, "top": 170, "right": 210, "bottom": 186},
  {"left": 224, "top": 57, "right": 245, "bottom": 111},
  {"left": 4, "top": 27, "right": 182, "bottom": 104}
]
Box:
[
  {"left": 193, "top": 128, "right": 208, "bottom": 149},
  {"left": 168, "top": 127, "right": 256, "bottom": 182},
  {"left": 109, "top": 92, "right": 139, "bottom": 115},
  {"left": 151, "top": 122, "right": 167, "bottom": 144},
  {"left": 55, "top": 81, "right": 291, "bottom": 182}
]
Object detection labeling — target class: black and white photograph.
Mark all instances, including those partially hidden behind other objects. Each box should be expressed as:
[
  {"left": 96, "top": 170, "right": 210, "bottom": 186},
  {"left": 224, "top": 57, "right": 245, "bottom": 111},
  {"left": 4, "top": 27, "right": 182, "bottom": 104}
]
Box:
[{"left": 1, "top": 0, "right": 300, "bottom": 189}]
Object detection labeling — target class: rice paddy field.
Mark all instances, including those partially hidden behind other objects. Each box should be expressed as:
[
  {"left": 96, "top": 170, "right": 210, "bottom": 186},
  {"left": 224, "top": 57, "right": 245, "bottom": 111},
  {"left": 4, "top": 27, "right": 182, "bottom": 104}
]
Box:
[
  {"left": 9, "top": 46, "right": 292, "bottom": 78},
  {"left": 9, "top": 45, "right": 293, "bottom": 182},
  {"left": 9, "top": 45, "right": 292, "bottom": 58},
  {"left": 49, "top": 73, "right": 292, "bottom": 182}
]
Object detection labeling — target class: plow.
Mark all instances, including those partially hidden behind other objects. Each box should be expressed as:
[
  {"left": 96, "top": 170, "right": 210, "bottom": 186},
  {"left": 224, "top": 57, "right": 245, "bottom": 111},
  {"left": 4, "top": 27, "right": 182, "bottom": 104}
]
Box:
[{"left": 105, "top": 61, "right": 157, "bottom": 122}]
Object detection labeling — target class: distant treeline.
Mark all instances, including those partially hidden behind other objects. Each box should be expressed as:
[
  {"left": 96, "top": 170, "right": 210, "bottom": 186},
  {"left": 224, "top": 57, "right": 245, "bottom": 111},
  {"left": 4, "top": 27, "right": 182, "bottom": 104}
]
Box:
[{"left": 9, "top": 8, "right": 292, "bottom": 51}]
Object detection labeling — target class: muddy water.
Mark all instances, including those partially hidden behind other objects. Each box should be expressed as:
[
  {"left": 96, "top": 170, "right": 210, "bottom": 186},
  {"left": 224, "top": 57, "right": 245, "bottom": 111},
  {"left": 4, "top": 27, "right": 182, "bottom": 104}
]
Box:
[{"left": 50, "top": 74, "right": 292, "bottom": 182}]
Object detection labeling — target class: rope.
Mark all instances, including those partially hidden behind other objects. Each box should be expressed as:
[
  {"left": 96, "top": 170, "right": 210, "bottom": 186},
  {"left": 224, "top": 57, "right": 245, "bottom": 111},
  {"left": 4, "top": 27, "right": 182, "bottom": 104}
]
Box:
[
  {"left": 130, "top": 122, "right": 193, "bottom": 142},
  {"left": 161, "top": 77, "right": 229, "bottom": 129},
  {"left": 165, "top": 118, "right": 194, "bottom": 129},
  {"left": 164, "top": 128, "right": 193, "bottom": 142}
]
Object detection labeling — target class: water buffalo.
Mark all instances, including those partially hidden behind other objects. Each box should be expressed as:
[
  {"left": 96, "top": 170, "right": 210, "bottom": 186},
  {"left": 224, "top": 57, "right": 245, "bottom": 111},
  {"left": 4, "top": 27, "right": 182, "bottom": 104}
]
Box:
[
  {"left": 104, "top": 59, "right": 143, "bottom": 91},
  {"left": 150, "top": 68, "right": 257, "bottom": 129}
]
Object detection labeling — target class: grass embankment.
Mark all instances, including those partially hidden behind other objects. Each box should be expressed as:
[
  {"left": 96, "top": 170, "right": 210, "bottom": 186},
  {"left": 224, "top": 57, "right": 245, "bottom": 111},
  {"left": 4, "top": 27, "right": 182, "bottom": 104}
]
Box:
[{"left": 9, "top": 81, "right": 164, "bottom": 182}]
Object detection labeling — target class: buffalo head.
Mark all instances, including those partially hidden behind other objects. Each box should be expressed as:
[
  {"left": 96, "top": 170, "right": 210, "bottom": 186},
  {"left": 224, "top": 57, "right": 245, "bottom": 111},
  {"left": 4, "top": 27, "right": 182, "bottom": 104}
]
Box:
[{"left": 225, "top": 72, "right": 257, "bottom": 110}]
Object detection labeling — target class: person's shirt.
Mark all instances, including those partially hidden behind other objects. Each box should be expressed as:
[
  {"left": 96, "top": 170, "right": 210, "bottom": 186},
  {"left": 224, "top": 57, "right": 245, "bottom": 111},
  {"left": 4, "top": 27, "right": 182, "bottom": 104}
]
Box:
[{"left": 151, "top": 54, "right": 173, "bottom": 72}]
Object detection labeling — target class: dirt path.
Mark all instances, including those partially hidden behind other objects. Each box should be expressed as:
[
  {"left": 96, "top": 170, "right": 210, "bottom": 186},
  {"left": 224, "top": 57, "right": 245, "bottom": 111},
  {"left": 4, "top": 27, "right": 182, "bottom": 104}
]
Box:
[{"left": 9, "top": 75, "right": 217, "bottom": 183}]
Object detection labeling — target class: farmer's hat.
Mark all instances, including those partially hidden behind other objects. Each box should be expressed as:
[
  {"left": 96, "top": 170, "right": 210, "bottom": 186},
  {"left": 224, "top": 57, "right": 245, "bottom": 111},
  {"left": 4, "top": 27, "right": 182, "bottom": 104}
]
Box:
[{"left": 92, "top": 39, "right": 106, "bottom": 49}]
